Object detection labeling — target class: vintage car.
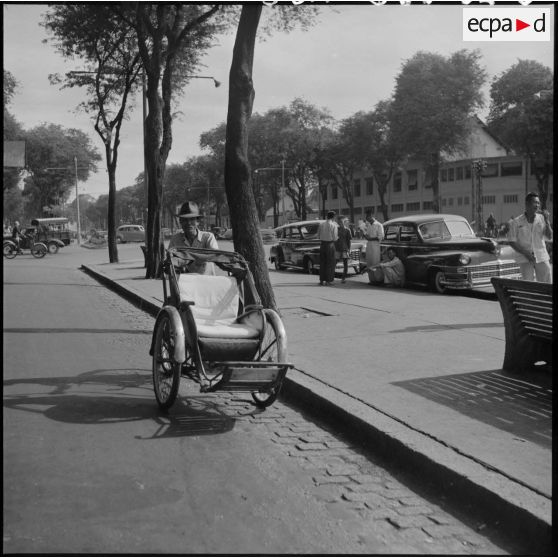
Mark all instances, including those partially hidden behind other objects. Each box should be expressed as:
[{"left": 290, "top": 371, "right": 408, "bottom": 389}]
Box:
[
  {"left": 270, "top": 219, "right": 365, "bottom": 275},
  {"left": 116, "top": 224, "right": 145, "bottom": 243},
  {"left": 379, "top": 214, "right": 521, "bottom": 293}
]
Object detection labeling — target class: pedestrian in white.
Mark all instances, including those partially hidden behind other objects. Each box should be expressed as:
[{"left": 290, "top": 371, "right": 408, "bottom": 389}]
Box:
[
  {"left": 508, "top": 192, "right": 552, "bottom": 283},
  {"left": 363, "top": 211, "right": 384, "bottom": 285},
  {"left": 318, "top": 211, "right": 339, "bottom": 285}
]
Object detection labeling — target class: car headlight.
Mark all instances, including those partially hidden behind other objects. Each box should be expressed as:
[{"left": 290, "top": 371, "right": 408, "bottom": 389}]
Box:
[{"left": 458, "top": 254, "right": 471, "bottom": 265}]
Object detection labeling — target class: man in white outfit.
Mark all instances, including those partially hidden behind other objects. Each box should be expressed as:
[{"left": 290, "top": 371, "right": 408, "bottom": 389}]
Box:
[
  {"left": 363, "top": 211, "right": 384, "bottom": 285},
  {"left": 508, "top": 192, "right": 552, "bottom": 283}
]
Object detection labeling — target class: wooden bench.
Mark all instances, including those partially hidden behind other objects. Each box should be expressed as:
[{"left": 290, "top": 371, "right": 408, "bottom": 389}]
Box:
[{"left": 491, "top": 278, "right": 553, "bottom": 372}]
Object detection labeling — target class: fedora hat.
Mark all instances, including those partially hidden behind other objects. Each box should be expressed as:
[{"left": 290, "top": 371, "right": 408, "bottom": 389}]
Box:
[{"left": 177, "top": 201, "right": 202, "bottom": 218}]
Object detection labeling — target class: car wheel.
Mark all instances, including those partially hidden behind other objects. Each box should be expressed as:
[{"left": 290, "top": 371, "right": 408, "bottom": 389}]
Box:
[
  {"left": 116, "top": 236, "right": 124, "bottom": 244},
  {"left": 48, "top": 242, "right": 59, "bottom": 254},
  {"left": 429, "top": 270, "right": 447, "bottom": 294},
  {"left": 303, "top": 257, "right": 314, "bottom": 275}
]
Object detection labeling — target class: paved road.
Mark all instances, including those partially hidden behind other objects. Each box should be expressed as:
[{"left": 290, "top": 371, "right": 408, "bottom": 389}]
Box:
[{"left": 4, "top": 244, "right": 508, "bottom": 554}]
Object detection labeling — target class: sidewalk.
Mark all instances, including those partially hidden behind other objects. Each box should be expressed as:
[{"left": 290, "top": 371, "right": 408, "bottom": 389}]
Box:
[{"left": 82, "top": 257, "right": 552, "bottom": 550}]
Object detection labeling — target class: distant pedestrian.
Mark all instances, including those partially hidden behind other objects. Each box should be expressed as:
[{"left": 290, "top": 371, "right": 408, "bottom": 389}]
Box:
[
  {"left": 486, "top": 213, "right": 496, "bottom": 237},
  {"left": 318, "top": 211, "right": 338, "bottom": 285},
  {"left": 508, "top": 192, "right": 552, "bottom": 282},
  {"left": 363, "top": 211, "right": 384, "bottom": 284},
  {"left": 368, "top": 248, "right": 405, "bottom": 287},
  {"left": 335, "top": 216, "right": 353, "bottom": 283}
]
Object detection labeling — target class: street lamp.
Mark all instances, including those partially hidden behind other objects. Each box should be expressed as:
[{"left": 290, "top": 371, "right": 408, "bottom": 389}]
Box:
[
  {"left": 472, "top": 159, "right": 487, "bottom": 234},
  {"left": 185, "top": 75, "right": 221, "bottom": 88},
  {"left": 45, "top": 160, "right": 89, "bottom": 245}
]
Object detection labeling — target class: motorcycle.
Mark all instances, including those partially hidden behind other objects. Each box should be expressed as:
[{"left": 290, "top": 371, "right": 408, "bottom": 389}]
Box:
[{"left": 4, "top": 232, "right": 48, "bottom": 259}]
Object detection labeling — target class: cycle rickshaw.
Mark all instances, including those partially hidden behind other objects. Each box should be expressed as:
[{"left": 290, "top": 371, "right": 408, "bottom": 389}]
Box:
[{"left": 150, "top": 247, "right": 292, "bottom": 411}]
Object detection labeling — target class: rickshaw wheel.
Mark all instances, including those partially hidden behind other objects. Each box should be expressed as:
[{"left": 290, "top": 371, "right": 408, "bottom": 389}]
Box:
[
  {"left": 31, "top": 243, "right": 47, "bottom": 258},
  {"left": 4, "top": 242, "right": 17, "bottom": 259},
  {"left": 252, "top": 310, "right": 287, "bottom": 408},
  {"left": 153, "top": 314, "right": 180, "bottom": 410},
  {"left": 47, "top": 242, "right": 59, "bottom": 254}
]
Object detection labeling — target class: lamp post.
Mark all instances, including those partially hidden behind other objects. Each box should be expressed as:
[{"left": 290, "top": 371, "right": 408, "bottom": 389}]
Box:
[{"left": 472, "top": 159, "right": 487, "bottom": 235}]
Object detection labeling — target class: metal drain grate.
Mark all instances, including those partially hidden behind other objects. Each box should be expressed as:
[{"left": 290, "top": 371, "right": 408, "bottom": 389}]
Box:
[{"left": 280, "top": 307, "right": 334, "bottom": 318}]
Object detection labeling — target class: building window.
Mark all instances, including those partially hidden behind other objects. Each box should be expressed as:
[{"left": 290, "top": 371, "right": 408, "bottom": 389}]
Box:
[
  {"left": 482, "top": 195, "right": 496, "bottom": 204},
  {"left": 440, "top": 169, "right": 447, "bottom": 182},
  {"left": 406, "top": 201, "right": 420, "bottom": 211},
  {"left": 332, "top": 186, "right": 338, "bottom": 200},
  {"left": 448, "top": 168, "right": 455, "bottom": 181},
  {"left": 423, "top": 201, "right": 433, "bottom": 210},
  {"left": 464, "top": 196, "right": 470, "bottom": 205},
  {"left": 365, "top": 177, "right": 374, "bottom": 195},
  {"left": 353, "top": 207, "right": 363, "bottom": 215},
  {"left": 353, "top": 179, "right": 361, "bottom": 197},
  {"left": 407, "top": 169, "right": 418, "bottom": 191},
  {"left": 448, "top": 198, "right": 454, "bottom": 207},
  {"left": 456, "top": 167, "right": 464, "bottom": 181},
  {"left": 457, "top": 197, "right": 463, "bottom": 206},
  {"left": 483, "top": 163, "right": 499, "bottom": 177},
  {"left": 364, "top": 206, "right": 374, "bottom": 214},
  {"left": 442, "top": 198, "right": 447, "bottom": 207},
  {"left": 504, "top": 194, "right": 518, "bottom": 204},
  {"left": 391, "top": 203, "right": 404, "bottom": 212},
  {"left": 465, "top": 166, "right": 471, "bottom": 179},
  {"left": 501, "top": 161, "right": 523, "bottom": 176},
  {"left": 393, "top": 172, "right": 402, "bottom": 192}
]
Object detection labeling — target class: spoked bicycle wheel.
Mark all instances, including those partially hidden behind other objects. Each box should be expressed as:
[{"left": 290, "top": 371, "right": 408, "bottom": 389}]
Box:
[
  {"left": 31, "top": 243, "right": 47, "bottom": 259},
  {"left": 4, "top": 242, "right": 16, "bottom": 259},
  {"left": 152, "top": 314, "right": 181, "bottom": 410},
  {"left": 252, "top": 309, "right": 288, "bottom": 408}
]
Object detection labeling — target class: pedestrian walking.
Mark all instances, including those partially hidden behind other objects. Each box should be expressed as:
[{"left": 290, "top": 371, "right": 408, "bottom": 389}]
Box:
[
  {"left": 169, "top": 201, "right": 219, "bottom": 274},
  {"left": 363, "top": 211, "right": 384, "bottom": 284},
  {"left": 486, "top": 213, "right": 496, "bottom": 237},
  {"left": 335, "top": 216, "right": 353, "bottom": 283},
  {"left": 508, "top": 192, "right": 552, "bottom": 283},
  {"left": 318, "top": 211, "right": 338, "bottom": 285}
]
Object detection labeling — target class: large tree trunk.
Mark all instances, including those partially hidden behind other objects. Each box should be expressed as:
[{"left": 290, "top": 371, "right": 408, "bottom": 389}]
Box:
[{"left": 224, "top": 4, "right": 277, "bottom": 311}]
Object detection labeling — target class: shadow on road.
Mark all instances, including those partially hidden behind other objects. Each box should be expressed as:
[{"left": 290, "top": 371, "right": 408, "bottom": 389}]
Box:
[
  {"left": 2, "top": 368, "right": 270, "bottom": 438},
  {"left": 392, "top": 368, "right": 552, "bottom": 448}
]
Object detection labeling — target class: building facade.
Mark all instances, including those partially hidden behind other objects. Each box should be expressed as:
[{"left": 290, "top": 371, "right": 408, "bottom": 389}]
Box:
[{"left": 322, "top": 118, "right": 553, "bottom": 228}]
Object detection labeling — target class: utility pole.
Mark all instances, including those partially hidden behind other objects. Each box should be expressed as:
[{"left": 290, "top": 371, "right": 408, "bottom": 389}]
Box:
[{"left": 74, "top": 156, "right": 81, "bottom": 245}]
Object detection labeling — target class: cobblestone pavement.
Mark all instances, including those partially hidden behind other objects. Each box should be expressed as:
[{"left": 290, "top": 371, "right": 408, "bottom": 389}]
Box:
[{"left": 100, "top": 286, "right": 507, "bottom": 555}]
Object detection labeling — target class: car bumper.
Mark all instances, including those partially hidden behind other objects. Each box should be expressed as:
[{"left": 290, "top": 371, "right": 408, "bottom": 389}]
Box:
[{"left": 440, "top": 261, "right": 522, "bottom": 289}]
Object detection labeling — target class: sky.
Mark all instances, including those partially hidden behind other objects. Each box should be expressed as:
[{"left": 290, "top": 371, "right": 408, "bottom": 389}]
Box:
[{"left": 3, "top": 2, "right": 554, "bottom": 202}]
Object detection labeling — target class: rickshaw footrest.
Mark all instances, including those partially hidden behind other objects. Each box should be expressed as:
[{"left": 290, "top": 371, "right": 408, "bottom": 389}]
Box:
[{"left": 204, "top": 363, "right": 290, "bottom": 392}]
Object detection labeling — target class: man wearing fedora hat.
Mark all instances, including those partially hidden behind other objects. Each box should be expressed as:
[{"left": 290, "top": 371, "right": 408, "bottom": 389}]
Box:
[{"left": 169, "top": 201, "right": 218, "bottom": 273}]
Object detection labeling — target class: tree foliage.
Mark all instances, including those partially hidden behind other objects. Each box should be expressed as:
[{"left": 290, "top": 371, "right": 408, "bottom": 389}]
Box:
[
  {"left": 3, "top": 70, "right": 24, "bottom": 192},
  {"left": 391, "top": 50, "right": 486, "bottom": 212},
  {"left": 44, "top": 4, "right": 145, "bottom": 262},
  {"left": 22, "top": 124, "right": 101, "bottom": 219},
  {"left": 487, "top": 59, "right": 553, "bottom": 208}
]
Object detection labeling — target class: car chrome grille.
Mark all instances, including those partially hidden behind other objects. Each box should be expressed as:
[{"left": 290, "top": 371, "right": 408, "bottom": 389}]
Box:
[
  {"left": 469, "top": 262, "right": 520, "bottom": 279},
  {"left": 348, "top": 248, "right": 361, "bottom": 262}
]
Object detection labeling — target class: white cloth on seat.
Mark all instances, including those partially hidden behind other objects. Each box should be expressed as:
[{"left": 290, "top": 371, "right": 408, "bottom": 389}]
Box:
[{"left": 177, "top": 274, "right": 261, "bottom": 339}]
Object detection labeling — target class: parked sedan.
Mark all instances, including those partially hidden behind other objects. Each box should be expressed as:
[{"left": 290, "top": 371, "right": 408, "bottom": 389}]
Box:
[
  {"left": 379, "top": 214, "right": 521, "bottom": 293},
  {"left": 270, "top": 220, "right": 365, "bottom": 275},
  {"left": 116, "top": 224, "right": 145, "bottom": 243}
]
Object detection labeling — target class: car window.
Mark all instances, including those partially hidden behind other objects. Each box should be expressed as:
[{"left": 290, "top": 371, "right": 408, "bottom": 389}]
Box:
[
  {"left": 301, "top": 224, "right": 319, "bottom": 239},
  {"left": 287, "top": 227, "right": 302, "bottom": 240},
  {"left": 384, "top": 225, "right": 399, "bottom": 241},
  {"left": 399, "top": 225, "right": 418, "bottom": 242},
  {"left": 419, "top": 222, "right": 449, "bottom": 240},
  {"left": 445, "top": 220, "right": 475, "bottom": 238}
]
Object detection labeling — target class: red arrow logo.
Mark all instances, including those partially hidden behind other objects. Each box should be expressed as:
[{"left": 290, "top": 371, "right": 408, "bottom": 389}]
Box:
[{"left": 516, "top": 18, "right": 530, "bottom": 31}]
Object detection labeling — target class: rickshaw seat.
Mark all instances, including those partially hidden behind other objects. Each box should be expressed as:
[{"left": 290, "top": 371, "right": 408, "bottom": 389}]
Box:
[{"left": 177, "top": 274, "right": 262, "bottom": 340}]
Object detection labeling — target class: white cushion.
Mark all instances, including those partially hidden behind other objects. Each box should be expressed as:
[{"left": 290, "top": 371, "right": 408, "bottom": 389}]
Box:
[{"left": 178, "top": 274, "right": 260, "bottom": 339}]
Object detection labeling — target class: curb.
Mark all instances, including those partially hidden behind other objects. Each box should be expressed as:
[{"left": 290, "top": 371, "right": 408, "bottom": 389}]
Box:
[{"left": 81, "top": 263, "right": 552, "bottom": 554}]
